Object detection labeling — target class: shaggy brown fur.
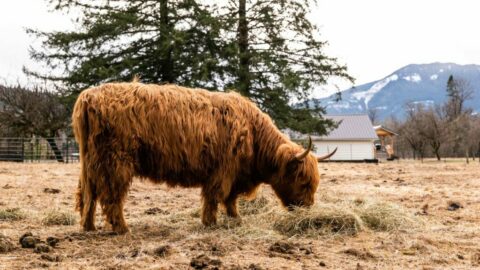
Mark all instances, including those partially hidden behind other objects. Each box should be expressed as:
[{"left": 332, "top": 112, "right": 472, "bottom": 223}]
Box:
[{"left": 72, "top": 82, "right": 322, "bottom": 233}]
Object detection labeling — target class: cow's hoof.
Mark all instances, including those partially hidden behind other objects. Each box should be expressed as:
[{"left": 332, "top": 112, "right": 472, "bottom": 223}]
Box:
[
  {"left": 82, "top": 224, "right": 96, "bottom": 232},
  {"left": 112, "top": 226, "right": 130, "bottom": 235},
  {"left": 201, "top": 219, "right": 217, "bottom": 227}
]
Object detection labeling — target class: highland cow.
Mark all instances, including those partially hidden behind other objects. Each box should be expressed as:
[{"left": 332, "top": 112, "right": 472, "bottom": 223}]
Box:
[{"left": 72, "top": 82, "right": 336, "bottom": 234}]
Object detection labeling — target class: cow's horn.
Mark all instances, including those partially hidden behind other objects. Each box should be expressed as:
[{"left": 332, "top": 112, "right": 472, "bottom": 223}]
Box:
[
  {"left": 295, "top": 136, "right": 313, "bottom": 160},
  {"left": 317, "top": 147, "right": 338, "bottom": 162}
]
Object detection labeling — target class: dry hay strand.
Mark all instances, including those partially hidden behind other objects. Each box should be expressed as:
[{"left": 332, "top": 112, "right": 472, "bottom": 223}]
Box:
[
  {"left": 238, "top": 195, "right": 270, "bottom": 215},
  {"left": 355, "top": 200, "right": 419, "bottom": 232},
  {"left": 273, "top": 203, "right": 364, "bottom": 236},
  {"left": 42, "top": 209, "right": 77, "bottom": 226},
  {"left": 0, "top": 208, "right": 25, "bottom": 221}
]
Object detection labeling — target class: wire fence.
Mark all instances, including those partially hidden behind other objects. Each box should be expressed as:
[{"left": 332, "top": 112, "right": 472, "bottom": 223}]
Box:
[{"left": 0, "top": 137, "right": 79, "bottom": 163}]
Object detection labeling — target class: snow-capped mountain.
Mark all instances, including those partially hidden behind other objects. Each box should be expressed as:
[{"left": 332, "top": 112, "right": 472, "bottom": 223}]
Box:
[{"left": 311, "top": 63, "right": 480, "bottom": 120}]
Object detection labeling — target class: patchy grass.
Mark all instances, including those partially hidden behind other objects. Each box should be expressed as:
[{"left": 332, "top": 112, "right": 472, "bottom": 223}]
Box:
[
  {"left": 0, "top": 208, "right": 25, "bottom": 221},
  {"left": 1, "top": 161, "right": 480, "bottom": 269},
  {"left": 42, "top": 209, "right": 77, "bottom": 226}
]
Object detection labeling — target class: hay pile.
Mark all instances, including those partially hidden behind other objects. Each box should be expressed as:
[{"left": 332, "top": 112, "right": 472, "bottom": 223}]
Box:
[
  {"left": 356, "top": 201, "right": 418, "bottom": 231},
  {"left": 272, "top": 198, "right": 419, "bottom": 236},
  {"left": 273, "top": 205, "right": 363, "bottom": 236},
  {"left": 155, "top": 190, "right": 418, "bottom": 239}
]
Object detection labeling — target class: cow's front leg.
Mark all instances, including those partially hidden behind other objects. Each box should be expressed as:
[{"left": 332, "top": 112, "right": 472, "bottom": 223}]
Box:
[
  {"left": 224, "top": 194, "right": 240, "bottom": 218},
  {"left": 201, "top": 195, "right": 218, "bottom": 226},
  {"left": 201, "top": 173, "right": 235, "bottom": 226}
]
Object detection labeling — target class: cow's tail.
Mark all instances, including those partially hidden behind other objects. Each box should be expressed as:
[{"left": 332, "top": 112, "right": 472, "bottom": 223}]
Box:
[{"left": 72, "top": 92, "right": 98, "bottom": 227}]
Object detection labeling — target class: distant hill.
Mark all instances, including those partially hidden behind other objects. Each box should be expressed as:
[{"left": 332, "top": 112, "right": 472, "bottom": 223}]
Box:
[{"left": 310, "top": 63, "right": 480, "bottom": 120}]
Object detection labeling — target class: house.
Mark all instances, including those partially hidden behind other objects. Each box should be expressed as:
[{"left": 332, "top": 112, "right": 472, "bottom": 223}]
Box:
[
  {"left": 283, "top": 114, "right": 379, "bottom": 161},
  {"left": 311, "top": 115, "right": 378, "bottom": 161}
]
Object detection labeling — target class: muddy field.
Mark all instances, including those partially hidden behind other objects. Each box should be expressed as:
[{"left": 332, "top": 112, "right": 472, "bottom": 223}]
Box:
[{"left": 1, "top": 161, "right": 480, "bottom": 269}]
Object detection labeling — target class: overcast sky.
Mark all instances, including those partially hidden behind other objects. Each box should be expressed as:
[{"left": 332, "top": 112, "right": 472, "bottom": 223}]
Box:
[
  {"left": 1, "top": 0, "right": 480, "bottom": 96},
  {"left": 313, "top": 0, "right": 480, "bottom": 96}
]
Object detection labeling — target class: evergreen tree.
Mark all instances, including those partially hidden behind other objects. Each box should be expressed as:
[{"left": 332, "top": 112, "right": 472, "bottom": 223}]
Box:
[
  {"left": 216, "top": 0, "right": 352, "bottom": 134},
  {"left": 27, "top": 0, "right": 351, "bottom": 134},
  {"left": 446, "top": 75, "right": 459, "bottom": 120},
  {"left": 445, "top": 75, "right": 473, "bottom": 120},
  {"left": 26, "top": 0, "right": 223, "bottom": 98}
]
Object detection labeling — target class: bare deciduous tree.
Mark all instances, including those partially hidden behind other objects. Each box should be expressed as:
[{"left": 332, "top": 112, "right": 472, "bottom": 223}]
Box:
[
  {"left": 395, "top": 76, "right": 477, "bottom": 161},
  {"left": 417, "top": 106, "right": 446, "bottom": 161},
  {"left": 401, "top": 103, "right": 428, "bottom": 160},
  {"left": 0, "top": 84, "right": 70, "bottom": 162},
  {"left": 468, "top": 116, "right": 480, "bottom": 162}
]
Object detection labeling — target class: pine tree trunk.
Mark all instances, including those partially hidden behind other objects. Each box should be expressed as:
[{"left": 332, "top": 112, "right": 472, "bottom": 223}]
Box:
[
  {"left": 237, "top": 0, "right": 250, "bottom": 96},
  {"left": 159, "top": 0, "right": 174, "bottom": 83}
]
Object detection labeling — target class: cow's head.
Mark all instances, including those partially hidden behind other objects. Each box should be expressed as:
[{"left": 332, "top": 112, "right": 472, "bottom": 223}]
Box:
[{"left": 270, "top": 137, "right": 336, "bottom": 209}]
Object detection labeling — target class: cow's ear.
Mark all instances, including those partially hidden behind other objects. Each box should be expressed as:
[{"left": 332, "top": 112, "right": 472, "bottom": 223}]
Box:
[{"left": 286, "top": 157, "right": 303, "bottom": 172}]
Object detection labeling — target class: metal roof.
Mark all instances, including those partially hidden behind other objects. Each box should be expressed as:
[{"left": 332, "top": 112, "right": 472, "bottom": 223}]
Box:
[{"left": 313, "top": 114, "right": 379, "bottom": 141}]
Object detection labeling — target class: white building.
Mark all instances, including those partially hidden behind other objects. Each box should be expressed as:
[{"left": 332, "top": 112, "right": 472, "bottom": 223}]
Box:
[
  {"left": 285, "top": 114, "right": 379, "bottom": 162},
  {"left": 313, "top": 114, "right": 378, "bottom": 161}
]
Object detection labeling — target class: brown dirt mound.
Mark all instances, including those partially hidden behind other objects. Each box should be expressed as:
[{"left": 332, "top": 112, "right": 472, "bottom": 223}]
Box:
[{"left": 190, "top": 254, "right": 222, "bottom": 270}]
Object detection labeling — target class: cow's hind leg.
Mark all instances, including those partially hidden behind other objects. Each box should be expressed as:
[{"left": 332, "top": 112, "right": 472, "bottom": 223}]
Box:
[
  {"left": 76, "top": 163, "right": 97, "bottom": 231},
  {"left": 99, "top": 167, "right": 133, "bottom": 235},
  {"left": 101, "top": 197, "right": 128, "bottom": 234}
]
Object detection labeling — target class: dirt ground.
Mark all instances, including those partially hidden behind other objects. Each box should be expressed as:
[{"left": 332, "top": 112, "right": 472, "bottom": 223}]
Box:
[{"left": 1, "top": 160, "right": 480, "bottom": 269}]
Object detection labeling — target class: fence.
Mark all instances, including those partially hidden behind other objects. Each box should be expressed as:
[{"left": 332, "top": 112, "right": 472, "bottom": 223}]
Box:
[{"left": 0, "top": 137, "right": 79, "bottom": 163}]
